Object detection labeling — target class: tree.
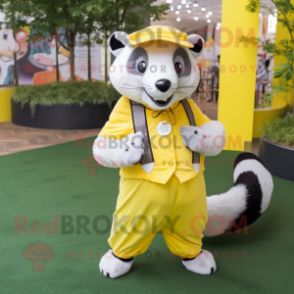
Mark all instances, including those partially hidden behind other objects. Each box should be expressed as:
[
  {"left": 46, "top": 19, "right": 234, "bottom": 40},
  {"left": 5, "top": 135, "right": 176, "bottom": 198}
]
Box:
[
  {"left": 2, "top": 0, "right": 96, "bottom": 82},
  {"left": 80, "top": 19, "right": 94, "bottom": 81},
  {"left": 85, "top": 0, "right": 169, "bottom": 83},
  {"left": 77, "top": 13, "right": 101, "bottom": 81},
  {"left": 57, "top": 1, "right": 90, "bottom": 81},
  {"left": 32, "top": 0, "right": 63, "bottom": 82},
  {"left": 22, "top": 0, "right": 63, "bottom": 82},
  {"left": 246, "top": 0, "right": 294, "bottom": 115},
  {"left": 2, "top": 0, "right": 64, "bottom": 83},
  {"left": 2, "top": 0, "right": 168, "bottom": 84}
]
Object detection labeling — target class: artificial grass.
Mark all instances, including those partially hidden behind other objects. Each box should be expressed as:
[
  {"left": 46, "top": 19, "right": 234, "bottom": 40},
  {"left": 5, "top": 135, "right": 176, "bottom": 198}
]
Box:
[{"left": 0, "top": 139, "right": 294, "bottom": 294}]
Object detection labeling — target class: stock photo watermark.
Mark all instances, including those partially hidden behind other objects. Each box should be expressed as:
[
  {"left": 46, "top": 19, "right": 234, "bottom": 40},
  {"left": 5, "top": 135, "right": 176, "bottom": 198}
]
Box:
[
  {"left": 15, "top": 214, "right": 249, "bottom": 236},
  {"left": 21, "top": 240, "right": 248, "bottom": 273}
]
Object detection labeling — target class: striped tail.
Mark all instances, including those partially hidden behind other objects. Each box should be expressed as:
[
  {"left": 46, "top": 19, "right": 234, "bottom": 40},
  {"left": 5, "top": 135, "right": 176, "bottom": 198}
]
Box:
[{"left": 204, "top": 152, "right": 273, "bottom": 237}]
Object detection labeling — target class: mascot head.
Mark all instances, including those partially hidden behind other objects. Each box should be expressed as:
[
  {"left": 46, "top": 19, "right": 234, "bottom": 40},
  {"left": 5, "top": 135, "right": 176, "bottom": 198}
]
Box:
[{"left": 108, "top": 26, "right": 204, "bottom": 110}]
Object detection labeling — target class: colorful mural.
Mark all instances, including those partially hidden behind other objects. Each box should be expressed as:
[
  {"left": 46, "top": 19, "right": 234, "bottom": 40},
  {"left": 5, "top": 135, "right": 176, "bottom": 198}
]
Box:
[{"left": 0, "top": 23, "right": 104, "bottom": 86}]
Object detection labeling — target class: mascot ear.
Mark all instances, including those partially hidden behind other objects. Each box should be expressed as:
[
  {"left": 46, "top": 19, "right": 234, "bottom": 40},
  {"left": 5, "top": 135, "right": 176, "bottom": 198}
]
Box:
[
  {"left": 108, "top": 31, "right": 129, "bottom": 57},
  {"left": 187, "top": 34, "right": 204, "bottom": 58}
]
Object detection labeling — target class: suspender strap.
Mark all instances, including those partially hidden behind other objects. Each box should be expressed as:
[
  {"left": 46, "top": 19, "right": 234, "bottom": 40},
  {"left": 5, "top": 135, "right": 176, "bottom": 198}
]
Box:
[
  {"left": 130, "top": 100, "right": 154, "bottom": 165},
  {"left": 181, "top": 99, "right": 201, "bottom": 164},
  {"left": 130, "top": 98, "right": 200, "bottom": 172}
]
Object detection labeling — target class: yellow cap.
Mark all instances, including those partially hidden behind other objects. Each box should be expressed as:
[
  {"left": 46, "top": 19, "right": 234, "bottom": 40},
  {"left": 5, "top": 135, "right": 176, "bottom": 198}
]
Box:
[{"left": 128, "top": 26, "right": 194, "bottom": 48}]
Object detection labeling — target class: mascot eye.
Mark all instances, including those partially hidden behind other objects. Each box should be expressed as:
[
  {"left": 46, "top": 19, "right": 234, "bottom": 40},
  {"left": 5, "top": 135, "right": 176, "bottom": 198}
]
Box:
[
  {"left": 137, "top": 61, "right": 146, "bottom": 73},
  {"left": 175, "top": 62, "right": 182, "bottom": 74}
]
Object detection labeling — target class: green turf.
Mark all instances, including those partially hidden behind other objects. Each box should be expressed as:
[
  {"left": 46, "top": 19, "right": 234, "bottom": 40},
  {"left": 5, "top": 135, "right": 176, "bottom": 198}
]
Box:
[{"left": 0, "top": 138, "right": 293, "bottom": 294}]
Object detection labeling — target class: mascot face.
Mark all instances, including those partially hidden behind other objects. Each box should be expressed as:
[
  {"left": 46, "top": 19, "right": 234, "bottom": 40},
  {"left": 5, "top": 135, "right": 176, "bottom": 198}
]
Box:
[{"left": 108, "top": 28, "right": 204, "bottom": 110}]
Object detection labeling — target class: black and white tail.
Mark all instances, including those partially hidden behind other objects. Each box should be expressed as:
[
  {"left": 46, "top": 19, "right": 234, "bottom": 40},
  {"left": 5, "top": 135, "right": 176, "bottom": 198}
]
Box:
[{"left": 204, "top": 152, "right": 273, "bottom": 237}]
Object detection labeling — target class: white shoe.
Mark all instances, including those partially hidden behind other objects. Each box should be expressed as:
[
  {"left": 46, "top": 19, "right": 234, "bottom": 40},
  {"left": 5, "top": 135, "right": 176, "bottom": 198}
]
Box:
[
  {"left": 99, "top": 250, "right": 133, "bottom": 278},
  {"left": 182, "top": 250, "right": 217, "bottom": 275}
]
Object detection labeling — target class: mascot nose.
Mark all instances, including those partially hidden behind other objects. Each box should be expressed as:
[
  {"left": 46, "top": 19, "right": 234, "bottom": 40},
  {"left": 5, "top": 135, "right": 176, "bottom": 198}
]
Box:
[{"left": 155, "top": 79, "right": 171, "bottom": 92}]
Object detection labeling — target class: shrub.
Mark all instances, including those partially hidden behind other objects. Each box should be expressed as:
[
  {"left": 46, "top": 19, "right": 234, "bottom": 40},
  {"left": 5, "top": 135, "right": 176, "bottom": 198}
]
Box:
[
  {"left": 260, "top": 114, "right": 294, "bottom": 148},
  {"left": 12, "top": 81, "right": 121, "bottom": 115}
]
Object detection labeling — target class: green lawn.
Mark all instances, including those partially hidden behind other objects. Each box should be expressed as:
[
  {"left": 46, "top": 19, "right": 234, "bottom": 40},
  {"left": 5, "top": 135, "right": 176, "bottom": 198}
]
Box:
[{"left": 0, "top": 138, "right": 293, "bottom": 294}]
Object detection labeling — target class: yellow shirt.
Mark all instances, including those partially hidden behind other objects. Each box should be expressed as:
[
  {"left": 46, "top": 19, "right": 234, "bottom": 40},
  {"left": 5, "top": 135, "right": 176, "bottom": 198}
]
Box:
[{"left": 99, "top": 96, "right": 211, "bottom": 184}]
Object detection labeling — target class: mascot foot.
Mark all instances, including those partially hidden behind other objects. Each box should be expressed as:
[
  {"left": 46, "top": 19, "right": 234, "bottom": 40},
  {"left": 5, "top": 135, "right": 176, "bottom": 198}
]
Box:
[
  {"left": 182, "top": 250, "right": 217, "bottom": 275},
  {"left": 99, "top": 250, "right": 133, "bottom": 278}
]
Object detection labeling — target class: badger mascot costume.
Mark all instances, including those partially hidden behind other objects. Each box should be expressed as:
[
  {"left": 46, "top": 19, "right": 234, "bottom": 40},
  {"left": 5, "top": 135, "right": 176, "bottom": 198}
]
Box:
[{"left": 93, "top": 26, "right": 273, "bottom": 278}]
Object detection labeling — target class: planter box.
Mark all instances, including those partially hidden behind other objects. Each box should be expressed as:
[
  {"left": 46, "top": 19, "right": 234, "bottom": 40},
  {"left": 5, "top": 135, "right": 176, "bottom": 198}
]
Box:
[
  {"left": 259, "top": 137, "right": 294, "bottom": 182},
  {"left": 11, "top": 100, "right": 115, "bottom": 129}
]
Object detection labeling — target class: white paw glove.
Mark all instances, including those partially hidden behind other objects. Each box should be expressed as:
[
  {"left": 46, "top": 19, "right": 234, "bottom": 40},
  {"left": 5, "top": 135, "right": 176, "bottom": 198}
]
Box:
[
  {"left": 93, "top": 131, "right": 144, "bottom": 168},
  {"left": 180, "top": 121, "right": 226, "bottom": 156},
  {"left": 122, "top": 132, "right": 145, "bottom": 166},
  {"left": 180, "top": 125, "right": 206, "bottom": 153}
]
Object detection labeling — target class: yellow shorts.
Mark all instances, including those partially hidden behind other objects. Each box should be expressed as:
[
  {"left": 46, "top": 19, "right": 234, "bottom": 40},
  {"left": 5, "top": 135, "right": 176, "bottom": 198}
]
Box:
[{"left": 108, "top": 173, "right": 208, "bottom": 259}]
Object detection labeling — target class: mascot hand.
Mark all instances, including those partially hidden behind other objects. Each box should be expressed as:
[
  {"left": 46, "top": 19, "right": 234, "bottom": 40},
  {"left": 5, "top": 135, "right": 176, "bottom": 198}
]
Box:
[
  {"left": 180, "top": 121, "right": 225, "bottom": 156},
  {"left": 180, "top": 126, "right": 206, "bottom": 153},
  {"left": 123, "top": 132, "right": 145, "bottom": 166},
  {"left": 93, "top": 131, "right": 144, "bottom": 168}
]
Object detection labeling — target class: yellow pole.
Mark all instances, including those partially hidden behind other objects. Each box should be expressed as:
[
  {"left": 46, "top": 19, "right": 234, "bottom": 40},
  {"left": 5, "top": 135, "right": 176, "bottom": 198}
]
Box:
[
  {"left": 218, "top": 0, "right": 259, "bottom": 151},
  {"left": 0, "top": 87, "right": 15, "bottom": 122}
]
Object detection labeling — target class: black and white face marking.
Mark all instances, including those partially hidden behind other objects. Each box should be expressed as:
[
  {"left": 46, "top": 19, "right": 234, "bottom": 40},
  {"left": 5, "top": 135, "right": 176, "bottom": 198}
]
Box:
[
  {"left": 109, "top": 33, "right": 203, "bottom": 110},
  {"left": 173, "top": 47, "right": 191, "bottom": 78},
  {"left": 126, "top": 47, "right": 148, "bottom": 76},
  {"left": 124, "top": 45, "right": 194, "bottom": 108}
]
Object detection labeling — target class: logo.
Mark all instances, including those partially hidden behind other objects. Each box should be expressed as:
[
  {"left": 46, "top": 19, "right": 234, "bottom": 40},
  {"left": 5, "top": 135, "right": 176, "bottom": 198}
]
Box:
[
  {"left": 23, "top": 241, "right": 55, "bottom": 272},
  {"left": 82, "top": 154, "right": 102, "bottom": 175}
]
